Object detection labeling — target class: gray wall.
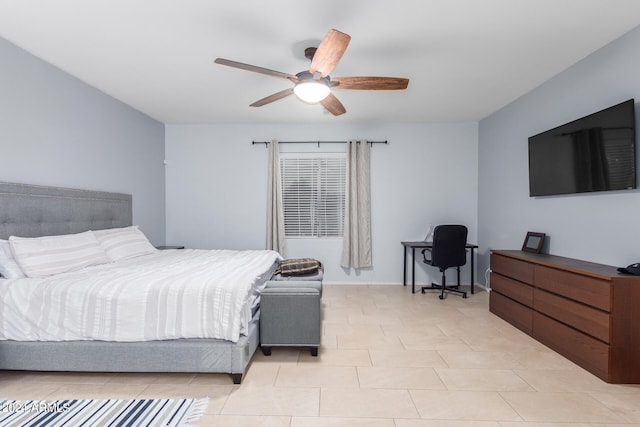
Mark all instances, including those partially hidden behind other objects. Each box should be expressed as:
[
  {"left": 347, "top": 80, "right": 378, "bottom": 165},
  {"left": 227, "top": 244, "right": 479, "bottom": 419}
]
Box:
[
  {"left": 478, "top": 25, "right": 640, "bottom": 280},
  {"left": 165, "top": 122, "right": 478, "bottom": 285},
  {"left": 12, "top": 17, "right": 638, "bottom": 284},
  {"left": 0, "top": 37, "right": 166, "bottom": 244}
]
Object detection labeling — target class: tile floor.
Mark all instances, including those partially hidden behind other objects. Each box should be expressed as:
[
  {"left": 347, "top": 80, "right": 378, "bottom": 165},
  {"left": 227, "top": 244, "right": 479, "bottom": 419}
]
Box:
[{"left": 2, "top": 284, "right": 640, "bottom": 426}]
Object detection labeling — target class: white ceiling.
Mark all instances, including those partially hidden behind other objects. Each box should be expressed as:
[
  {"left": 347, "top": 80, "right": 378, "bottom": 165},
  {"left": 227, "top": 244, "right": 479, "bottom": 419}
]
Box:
[{"left": 1, "top": 0, "right": 640, "bottom": 124}]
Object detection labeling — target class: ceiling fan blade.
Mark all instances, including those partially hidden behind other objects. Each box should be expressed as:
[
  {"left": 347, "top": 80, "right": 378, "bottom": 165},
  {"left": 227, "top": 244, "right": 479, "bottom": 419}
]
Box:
[
  {"left": 250, "top": 88, "right": 295, "bottom": 107},
  {"left": 332, "top": 76, "right": 409, "bottom": 90},
  {"left": 309, "top": 29, "right": 351, "bottom": 77},
  {"left": 320, "top": 93, "right": 346, "bottom": 116},
  {"left": 214, "top": 58, "right": 298, "bottom": 81}
]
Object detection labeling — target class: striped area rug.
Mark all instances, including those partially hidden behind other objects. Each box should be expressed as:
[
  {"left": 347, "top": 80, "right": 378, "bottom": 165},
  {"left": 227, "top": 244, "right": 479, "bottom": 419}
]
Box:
[{"left": 0, "top": 398, "right": 208, "bottom": 426}]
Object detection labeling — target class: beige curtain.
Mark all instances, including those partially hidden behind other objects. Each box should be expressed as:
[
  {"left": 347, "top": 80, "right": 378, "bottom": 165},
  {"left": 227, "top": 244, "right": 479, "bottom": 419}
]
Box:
[
  {"left": 266, "top": 140, "right": 286, "bottom": 256},
  {"left": 341, "top": 140, "right": 372, "bottom": 268}
]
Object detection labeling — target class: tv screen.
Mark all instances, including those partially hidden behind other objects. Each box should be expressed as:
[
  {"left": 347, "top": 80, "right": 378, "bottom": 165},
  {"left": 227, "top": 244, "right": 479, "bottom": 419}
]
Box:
[{"left": 528, "top": 99, "right": 636, "bottom": 197}]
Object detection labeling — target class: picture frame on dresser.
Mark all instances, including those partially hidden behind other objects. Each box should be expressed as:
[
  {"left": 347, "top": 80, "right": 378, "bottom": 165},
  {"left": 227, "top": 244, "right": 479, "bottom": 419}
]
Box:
[{"left": 522, "top": 231, "right": 545, "bottom": 253}]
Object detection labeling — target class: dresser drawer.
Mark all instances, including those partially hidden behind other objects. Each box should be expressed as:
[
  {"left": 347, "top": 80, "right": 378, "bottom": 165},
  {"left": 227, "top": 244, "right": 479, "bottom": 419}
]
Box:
[
  {"left": 491, "top": 253, "right": 535, "bottom": 285},
  {"left": 491, "top": 272, "right": 533, "bottom": 307},
  {"left": 533, "top": 312, "right": 610, "bottom": 382},
  {"left": 490, "top": 291, "right": 533, "bottom": 335},
  {"left": 534, "top": 288, "right": 610, "bottom": 343},
  {"left": 535, "top": 266, "right": 611, "bottom": 312}
]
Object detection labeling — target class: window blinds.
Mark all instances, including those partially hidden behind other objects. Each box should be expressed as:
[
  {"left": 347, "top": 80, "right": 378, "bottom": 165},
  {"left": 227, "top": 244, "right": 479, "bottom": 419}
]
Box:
[{"left": 280, "top": 154, "right": 346, "bottom": 238}]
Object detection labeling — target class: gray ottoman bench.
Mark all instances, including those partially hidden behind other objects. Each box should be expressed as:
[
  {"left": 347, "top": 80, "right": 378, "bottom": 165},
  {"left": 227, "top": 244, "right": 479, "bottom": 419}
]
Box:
[{"left": 259, "top": 270, "right": 323, "bottom": 356}]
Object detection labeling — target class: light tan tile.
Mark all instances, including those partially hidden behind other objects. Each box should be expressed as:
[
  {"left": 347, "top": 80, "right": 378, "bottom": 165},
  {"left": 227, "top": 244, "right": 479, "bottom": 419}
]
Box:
[
  {"left": 410, "top": 389, "right": 521, "bottom": 421},
  {"left": 146, "top": 372, "right": 196, "bottom": 384},
  {"left": 348, "top": 313, "right": 404, "bottom": 326},
  {"left": 509, "top": 349, "right": 583, "bottom": 371},
  {"left": 397, "top": 333, "right": 471, "bottom": 351},
  {"left": 0, "top": 371, "right": 34, "bottom": 382},
  {"left": 395, "top": 420, "right": 501, "bottom": 427},
  {"left": 434, "top": 320, "right": 502, "bottom": 340},
  {"left": 221, "top": 386, "right": 320, "bottom": 416},
  {"left": 382, "top": 325, "right": 448, "bottom": 339},
  {"left": 324, "top": 322, "right": 384, "bottom": 337},
  {"left": 500, "top": 391, "right": 627, "bottom": 423},
  {"left": 230, "top": 363, "right": 279, "bottom": 387},
  {"left": 323, "top": 297, "right": 372, "bottom": 310},
  {"left": 320, "top": 387, "right": 419, "bottom": 418},
  {"left": 191, "top": 372, "right": 247, "bottom": 386},
  {"left": 291, "top": 416, "right": 396, "bottom": 426},
  {"left": 320, "top": 335, "right": 338, "bottom": 349},
  {"left": 499, "top": 423, "right": 606, "bottom": 427},
  {"left": 104, "top": 372, "right": 167, "bottom": 385},
  {"left": 321, "top": 309, "right": 354, "bottom": 324},
  {"left": 298, "top": 347, "right": 372, "bottom": 366},
  {"left": 198, "top": 414, "right": 291, "bottom": 426},
  {"left": 46, "top": 383, "right": 148, "bottom": 399},
  {"left": 336, "top": 333, "right": 403, "bottom": 350},
  {"left": 589, "top": 391, "right": 640, "bottom": 423},
  {"left": 437, "top": 350, "right": 523, "bottom": 369},
  {"left": 0, "top": 381, "right": 63, "bottom": 400},
  {"left": 275, "top": 365, "right": 359, "bottom": 388},
  {"left": 462, "top": 335, "right": 543, "bottom": 352},
  {"left": 357, "top": 366, "right": 445, "bottom": 390},
  {"left": 514, "top": 369, "right": 618, "bottom": 393},
  {"left": 435, "top": 368, "right": 533, "bottom": 391},
  {"left": 369, "top": 349, "right": 447, "bottom": 368}
]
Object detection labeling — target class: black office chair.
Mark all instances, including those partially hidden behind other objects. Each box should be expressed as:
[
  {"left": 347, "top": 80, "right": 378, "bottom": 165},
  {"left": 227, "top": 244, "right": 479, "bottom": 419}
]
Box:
[{"left": 421, "top": 225, "right": 468, "bottom": 299}]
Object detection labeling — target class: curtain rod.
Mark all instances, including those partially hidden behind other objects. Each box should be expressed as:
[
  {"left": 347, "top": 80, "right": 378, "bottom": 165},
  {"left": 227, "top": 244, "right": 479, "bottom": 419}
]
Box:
[{"left": 252, "top": 140, "right": 387, "bottom": 147}]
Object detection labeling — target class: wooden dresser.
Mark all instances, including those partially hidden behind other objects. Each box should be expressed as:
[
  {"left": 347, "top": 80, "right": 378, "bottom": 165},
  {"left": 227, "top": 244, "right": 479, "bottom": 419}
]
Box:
[{"left": 489, "top": 249, "right": 640, "bottom": 383}]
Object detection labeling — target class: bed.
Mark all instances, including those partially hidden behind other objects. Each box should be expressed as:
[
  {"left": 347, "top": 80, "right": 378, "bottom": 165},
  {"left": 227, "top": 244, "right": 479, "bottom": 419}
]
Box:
[{"left": 0, "top": 181, "right": 278, "bottom": 384}]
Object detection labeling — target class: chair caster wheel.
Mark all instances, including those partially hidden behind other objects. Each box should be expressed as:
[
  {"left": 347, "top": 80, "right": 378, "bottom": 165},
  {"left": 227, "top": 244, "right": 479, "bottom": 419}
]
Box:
[
  {"left": 463, "top": 294, "right": 467, "bottom": 299},
  {"left": 438, "top": 295, "right": 444, "bottom": 300}
]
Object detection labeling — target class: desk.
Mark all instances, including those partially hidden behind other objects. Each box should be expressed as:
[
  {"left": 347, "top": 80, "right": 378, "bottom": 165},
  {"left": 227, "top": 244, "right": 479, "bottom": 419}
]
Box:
[{"left": 401, "top": 241, "right": 478, "bottom": 294}]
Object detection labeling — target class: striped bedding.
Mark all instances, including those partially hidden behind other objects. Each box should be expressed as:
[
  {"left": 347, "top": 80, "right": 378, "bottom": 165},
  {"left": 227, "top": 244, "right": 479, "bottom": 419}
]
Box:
[{"left": 0, "top": 249, "right": 280, "bottom": 343}]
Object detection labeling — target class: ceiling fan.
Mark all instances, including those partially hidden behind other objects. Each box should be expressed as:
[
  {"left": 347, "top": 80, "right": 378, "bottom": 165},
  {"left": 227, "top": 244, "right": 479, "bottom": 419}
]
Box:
[{"left": 214, "top": 29, "right": 409, "bottom": 116}]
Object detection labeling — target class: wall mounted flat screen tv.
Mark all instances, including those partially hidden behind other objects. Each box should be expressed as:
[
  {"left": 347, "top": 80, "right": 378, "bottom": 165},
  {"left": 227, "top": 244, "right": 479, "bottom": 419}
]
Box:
[{"left": 528, "top": 99, "right": 636, "bottom": 197}]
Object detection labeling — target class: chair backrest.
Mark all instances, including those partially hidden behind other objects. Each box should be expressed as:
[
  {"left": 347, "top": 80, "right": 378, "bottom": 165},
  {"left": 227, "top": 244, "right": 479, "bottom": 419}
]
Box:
[{"left": 431, "top": 225, "right": 468, "bottom": 269}]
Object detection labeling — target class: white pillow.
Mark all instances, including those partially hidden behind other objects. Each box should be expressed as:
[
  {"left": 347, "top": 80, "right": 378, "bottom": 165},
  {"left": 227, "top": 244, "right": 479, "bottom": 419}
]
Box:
[
  {"left": 93, "top": 226, "right": 157, "bottom": 261},
  {"left": 92, "top": 225, "right": 137, "bottom": 237},
  {"left": 9, "top": 231, "right": 111, "bottom": 278},
  {"left": 0, "top": 240, "right": 26, "bottom": 279}
]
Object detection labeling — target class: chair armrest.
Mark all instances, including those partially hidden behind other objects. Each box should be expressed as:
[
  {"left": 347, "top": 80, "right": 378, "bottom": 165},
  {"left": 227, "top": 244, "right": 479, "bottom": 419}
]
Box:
[{"left": 421, "top": 248, "right": 432, "bottom": 264}]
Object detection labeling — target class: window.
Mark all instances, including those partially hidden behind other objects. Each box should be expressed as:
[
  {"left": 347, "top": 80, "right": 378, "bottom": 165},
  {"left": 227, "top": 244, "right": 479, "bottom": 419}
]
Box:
[{"left": 280, "top": 153, "right": 346, "bottom": 238}]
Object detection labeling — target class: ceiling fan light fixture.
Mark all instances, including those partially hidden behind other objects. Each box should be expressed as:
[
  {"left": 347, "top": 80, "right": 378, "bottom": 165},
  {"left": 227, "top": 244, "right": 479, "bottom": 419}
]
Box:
[{"left": 293, "top": 80, "right": 330, "bottom": 104}]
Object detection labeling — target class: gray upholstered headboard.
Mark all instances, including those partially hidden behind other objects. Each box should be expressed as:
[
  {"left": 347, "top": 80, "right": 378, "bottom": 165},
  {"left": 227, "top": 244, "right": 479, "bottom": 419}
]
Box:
[{"left": 0, "top": 182, "right": 132, "bottom": 239}]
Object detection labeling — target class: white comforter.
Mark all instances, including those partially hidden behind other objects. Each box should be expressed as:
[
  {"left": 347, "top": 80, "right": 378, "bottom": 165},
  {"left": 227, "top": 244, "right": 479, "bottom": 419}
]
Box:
[{"left": 0, "top": 249, "right": 280, "bottom": 343}]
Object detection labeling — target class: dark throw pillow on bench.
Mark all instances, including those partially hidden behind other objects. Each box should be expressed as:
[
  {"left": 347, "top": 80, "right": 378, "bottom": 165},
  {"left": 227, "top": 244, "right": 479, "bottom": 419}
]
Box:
[{"left": 275, "top": 258, "right": 323, "bottom": 276}]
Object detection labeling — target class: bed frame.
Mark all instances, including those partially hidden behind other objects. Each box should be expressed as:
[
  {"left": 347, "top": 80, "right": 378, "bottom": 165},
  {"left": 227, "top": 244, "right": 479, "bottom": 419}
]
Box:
[{"left": 0, "top": 181, "right": 259, "bottom": 384}]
